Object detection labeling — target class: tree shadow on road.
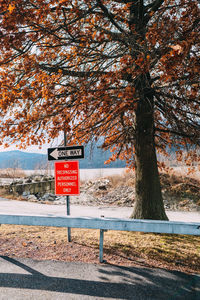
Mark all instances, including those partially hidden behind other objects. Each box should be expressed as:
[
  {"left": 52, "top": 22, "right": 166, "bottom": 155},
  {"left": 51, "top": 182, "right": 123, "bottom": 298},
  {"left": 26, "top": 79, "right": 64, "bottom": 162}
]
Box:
[{"left": 0, "top": 256, "right": 199, "bottom": 299}]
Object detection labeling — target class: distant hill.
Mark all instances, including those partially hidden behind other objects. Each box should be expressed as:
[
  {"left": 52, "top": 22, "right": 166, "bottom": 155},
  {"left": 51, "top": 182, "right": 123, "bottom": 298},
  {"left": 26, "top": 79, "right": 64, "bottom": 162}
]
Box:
[
  {"left": 0, "top": 150, "right": 47, "bottom": 170},
  {"left": 80, "top": 143, "right": 126, "bottom": 169},
  {"left": 0, "top": 145, "right": 126, "bottom": 170}
]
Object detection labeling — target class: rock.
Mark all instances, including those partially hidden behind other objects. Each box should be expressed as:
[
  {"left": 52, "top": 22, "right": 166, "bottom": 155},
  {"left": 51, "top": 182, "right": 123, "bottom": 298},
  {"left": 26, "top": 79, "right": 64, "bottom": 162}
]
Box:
[
  {"left": 34, "top": 192, "right": 41, "bottom": 199},
  {"left": 34, "top": 176, "right": 43, "bottom": 182},
  {"left": 99, "top": 185, "right": 107, "bottom": 190},
  {"left": 41, "top": 193, "right": 56, "bottom": 201},
  {"left": 27, "top": 194, "right": 38, "bottom": 201},
  {"left": 84, "top": 178, "right": 111, "bottom": 193},
  {"left": 22, "top": 191, "right": 30, "bottom": 197},
  {"left": 179, "top": 199, "right": 190, "bottom": 207},
  {"left": 17, "top": 179, "right": 23, "bottom": 184},
  {"left": 25, "top": 178, "right": 32, "bottom": 183},
  {"left": 54, "top": 196, "right": 66, "bottom": 205},
  {"left": 42, "top": 176, "right": 49, "bottom": 181}
]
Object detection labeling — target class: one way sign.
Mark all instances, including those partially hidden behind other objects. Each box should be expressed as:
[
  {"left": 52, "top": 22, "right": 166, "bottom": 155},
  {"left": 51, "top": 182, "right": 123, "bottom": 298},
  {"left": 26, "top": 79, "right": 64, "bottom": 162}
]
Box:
[{"left": 48, "top": 146, "right": 84, "bottom": 161}]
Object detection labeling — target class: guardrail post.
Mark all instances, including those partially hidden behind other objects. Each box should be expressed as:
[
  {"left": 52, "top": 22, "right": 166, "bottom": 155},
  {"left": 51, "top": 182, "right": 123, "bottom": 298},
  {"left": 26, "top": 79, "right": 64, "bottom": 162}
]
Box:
[{"left": 99, "top": 229, "right": 104, "bottom": 263}]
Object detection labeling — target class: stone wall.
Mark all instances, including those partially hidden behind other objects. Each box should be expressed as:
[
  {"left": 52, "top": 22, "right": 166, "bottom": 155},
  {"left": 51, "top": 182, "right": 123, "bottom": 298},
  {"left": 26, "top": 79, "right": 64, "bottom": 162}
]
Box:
[{"left": 5, "top": 180, "right": 55, "bottom": 195}]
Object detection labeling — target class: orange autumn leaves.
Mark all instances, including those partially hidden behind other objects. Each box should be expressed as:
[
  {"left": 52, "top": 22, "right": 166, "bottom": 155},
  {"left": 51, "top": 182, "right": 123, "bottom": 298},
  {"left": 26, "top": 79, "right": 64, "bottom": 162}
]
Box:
[{"left": 0, "top": 0, "right": 199, "bottom": 167}]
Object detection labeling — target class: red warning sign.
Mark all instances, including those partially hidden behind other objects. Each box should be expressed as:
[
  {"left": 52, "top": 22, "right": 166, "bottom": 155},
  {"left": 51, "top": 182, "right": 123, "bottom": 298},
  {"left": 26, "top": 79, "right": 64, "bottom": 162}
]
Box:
[{"left": 55, "top": 161, "right": 80, "bottom": 195}]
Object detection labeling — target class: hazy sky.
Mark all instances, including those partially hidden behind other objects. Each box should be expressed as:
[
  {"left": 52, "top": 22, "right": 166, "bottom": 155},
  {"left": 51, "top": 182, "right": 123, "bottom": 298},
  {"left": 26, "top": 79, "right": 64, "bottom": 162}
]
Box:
[
  {"left": 0, "top": 144, "right": 48, "bottom": 154},
  {"left": 0, "top": 137, "right": 62, "bottom": 154}
]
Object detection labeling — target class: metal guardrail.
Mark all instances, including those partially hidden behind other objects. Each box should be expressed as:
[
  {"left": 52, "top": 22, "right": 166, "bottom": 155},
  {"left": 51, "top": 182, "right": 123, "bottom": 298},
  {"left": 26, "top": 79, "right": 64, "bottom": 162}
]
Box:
[{"left": 0, "top": 214, "right": 200, "bottom": 262}]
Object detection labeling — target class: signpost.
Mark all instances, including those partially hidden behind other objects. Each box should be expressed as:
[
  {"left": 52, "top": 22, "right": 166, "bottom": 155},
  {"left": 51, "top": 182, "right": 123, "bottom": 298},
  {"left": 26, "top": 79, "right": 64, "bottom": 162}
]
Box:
[
  {"left": 48, "top": 146, "right": 84, "bottom": 161},
  {"left": 48, "top": 140, "right": 84, "bottom": 243},
  {"left": 55, "top": 161, "right": 80, "bottom": 196}
]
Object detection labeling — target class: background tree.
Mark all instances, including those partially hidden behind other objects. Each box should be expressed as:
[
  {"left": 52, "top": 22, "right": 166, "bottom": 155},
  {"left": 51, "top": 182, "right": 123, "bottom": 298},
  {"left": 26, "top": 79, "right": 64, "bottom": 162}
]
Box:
[{"left": 0, "top": 0, "right": 199, "bottom": 219}]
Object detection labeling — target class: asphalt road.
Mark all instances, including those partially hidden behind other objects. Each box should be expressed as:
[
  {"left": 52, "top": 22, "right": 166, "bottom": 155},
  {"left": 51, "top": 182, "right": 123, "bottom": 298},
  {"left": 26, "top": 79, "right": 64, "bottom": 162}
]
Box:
[
  {"left": 0, "top": 198, "right": 200, "bottom": 222},
  {"left": 0, "top": 256, "right": 199, "bottom": 300}
]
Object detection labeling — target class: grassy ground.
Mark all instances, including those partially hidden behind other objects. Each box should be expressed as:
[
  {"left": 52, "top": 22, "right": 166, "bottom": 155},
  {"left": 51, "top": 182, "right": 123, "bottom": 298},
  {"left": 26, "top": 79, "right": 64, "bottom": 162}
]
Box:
[{"left": 0, "top": 225, "right": 199, "bottom": 274}]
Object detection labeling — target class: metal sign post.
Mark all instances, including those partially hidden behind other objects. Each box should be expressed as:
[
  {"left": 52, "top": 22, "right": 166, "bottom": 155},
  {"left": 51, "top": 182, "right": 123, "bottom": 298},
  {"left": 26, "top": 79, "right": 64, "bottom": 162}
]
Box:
[
  {"left": 48, "top": 130, "right": 84, "bottom": 242},
  {"left": 66, "top": 195, "right": 71, "bottom": 242}
]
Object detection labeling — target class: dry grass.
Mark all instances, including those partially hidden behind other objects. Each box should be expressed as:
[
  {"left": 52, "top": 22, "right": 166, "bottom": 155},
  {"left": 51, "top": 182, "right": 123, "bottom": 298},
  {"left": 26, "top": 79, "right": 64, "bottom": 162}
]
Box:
[
  {"left": 0, "top": 168, "right": 25, "bottom": 178},
  {"left": 163, "top": 166, "right": 200, "bottom": 181},
  {"left": 160, "top": 171, "right": 200, "bottom": 204},
  {"left": 0, "top": 225, "right": 199, "bottom": 274},
  {"left": 106, "top": 166, "right": 200, "bottom": 188},
  {"left": 0, "top": 188, "right": 14, "bottom": 199},
  {"left": 106, "top": 170, "right": 135, "bottom": 188},
  {"left": 0, "top": 190, "right": 25, "bottom": 201}
]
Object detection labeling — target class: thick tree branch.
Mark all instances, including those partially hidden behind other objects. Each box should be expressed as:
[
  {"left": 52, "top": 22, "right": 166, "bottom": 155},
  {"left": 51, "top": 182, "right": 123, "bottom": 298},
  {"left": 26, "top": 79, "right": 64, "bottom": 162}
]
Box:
[{"left": 96, "top": 0, "right": 126, "bottom": 33}]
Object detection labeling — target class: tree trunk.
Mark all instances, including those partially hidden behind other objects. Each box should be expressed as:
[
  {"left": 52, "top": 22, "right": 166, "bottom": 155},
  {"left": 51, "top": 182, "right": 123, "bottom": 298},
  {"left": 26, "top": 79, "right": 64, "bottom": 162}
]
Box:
[
  {"left": 128, "top": 3, "right": 167, "bottom": 220},
  {"left": 131, "top": 88, "right": 168, "bottom": 220}
]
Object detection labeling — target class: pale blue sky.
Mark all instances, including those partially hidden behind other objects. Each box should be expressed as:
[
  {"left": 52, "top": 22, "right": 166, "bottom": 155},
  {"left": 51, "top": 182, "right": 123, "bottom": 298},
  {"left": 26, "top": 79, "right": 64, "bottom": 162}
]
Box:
[
  {"left": 0, "top": 138, "right": 62, "bottom": 154},
  {"left": 0, "top": 143, "right": 49, "bottom": 154}
]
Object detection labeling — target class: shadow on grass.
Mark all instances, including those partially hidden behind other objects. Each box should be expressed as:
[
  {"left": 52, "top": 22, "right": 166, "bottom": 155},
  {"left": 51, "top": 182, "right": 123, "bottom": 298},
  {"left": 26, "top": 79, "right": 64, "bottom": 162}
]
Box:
[{"left": 72, "top": 238, "right": 200, "bottom": 272}]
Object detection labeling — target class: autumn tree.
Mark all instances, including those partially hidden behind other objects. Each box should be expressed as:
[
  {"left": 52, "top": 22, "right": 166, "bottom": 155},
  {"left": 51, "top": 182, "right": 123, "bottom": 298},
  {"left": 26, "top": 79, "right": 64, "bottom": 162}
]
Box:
[{"left": 0, "top": 0, "right": 199, "bottom": 219}]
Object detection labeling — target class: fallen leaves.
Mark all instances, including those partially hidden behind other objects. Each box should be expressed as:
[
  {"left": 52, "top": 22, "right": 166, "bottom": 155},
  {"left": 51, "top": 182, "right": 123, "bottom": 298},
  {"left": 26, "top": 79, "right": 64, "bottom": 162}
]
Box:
[{"left": 0, "top": 225, "right": 199, "bottom": 274}]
